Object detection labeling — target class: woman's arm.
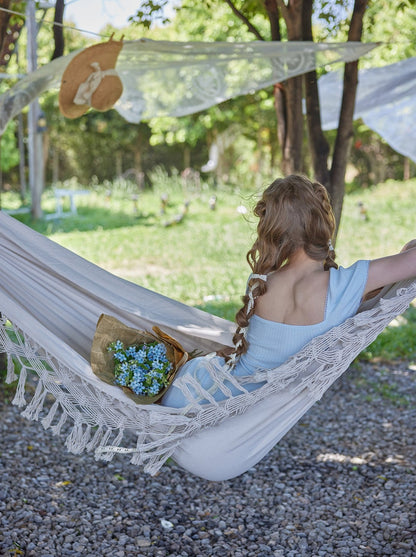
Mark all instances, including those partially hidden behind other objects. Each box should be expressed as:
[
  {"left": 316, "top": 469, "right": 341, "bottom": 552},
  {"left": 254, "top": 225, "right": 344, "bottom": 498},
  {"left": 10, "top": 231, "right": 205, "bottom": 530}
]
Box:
[{"left": 364, "top": 241, "right": 416, "bottom": 296}]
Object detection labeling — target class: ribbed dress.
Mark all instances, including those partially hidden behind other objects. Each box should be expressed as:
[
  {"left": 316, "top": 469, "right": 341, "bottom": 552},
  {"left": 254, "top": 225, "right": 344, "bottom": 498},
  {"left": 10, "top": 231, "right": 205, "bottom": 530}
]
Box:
[{"left": 162, "top": 260, "right": 370, "bottom": 408}]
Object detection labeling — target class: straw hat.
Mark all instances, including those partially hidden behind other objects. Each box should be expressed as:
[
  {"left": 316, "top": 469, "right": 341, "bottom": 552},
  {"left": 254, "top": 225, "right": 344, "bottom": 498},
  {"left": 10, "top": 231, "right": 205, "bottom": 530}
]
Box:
[{"left": 59, "top": 37, "right": 124, "bottom": 119}]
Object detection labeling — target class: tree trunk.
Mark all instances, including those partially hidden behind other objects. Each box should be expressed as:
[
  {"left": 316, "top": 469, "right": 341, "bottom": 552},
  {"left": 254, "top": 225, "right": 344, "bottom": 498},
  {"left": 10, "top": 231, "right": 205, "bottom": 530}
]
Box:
[
  {"left": 51, "top": 0, "right": 65, "bottom": 60},
  {"left": 329, "top": 0, "right": 368, "bottom": 231},
  {"left": 134, "top": 149, "right": 142, "bottom": 173},
  {"left": 0, "top": 0, "right": 11, "bottom": 53},
  {"left": 273, "top": 0, "right": 304, "bottom": 174},
  {"left": 403, "top": 157, "right": 410, "bottom": 181},
  {"left": 282, "top": 75, "right": 303, "bottom": 173},
  {"left": 183, "top": 146, "right": 191, "bottom": 169},
  {"left": 52, "top": 146, "right": 59, "bottom": 184},
  {"left": 302, "top": 0, "right": 330, "bottom": 187},
  {"left": 273, "top": 83, "right": 286, "bottom": 168},
  {"left": 115, "top": 151, "right": 122, "bottom": 177}
]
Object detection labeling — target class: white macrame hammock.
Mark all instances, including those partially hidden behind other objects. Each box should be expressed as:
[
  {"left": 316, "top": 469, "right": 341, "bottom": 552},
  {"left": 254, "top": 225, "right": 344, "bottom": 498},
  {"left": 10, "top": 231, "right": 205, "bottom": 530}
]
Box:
[{"left": 1, "top": 211, "right": 415, "bottom": 481}]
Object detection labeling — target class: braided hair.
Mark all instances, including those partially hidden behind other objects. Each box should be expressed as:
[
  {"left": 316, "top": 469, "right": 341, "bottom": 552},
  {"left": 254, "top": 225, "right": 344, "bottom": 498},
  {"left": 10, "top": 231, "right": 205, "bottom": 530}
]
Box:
[{"left": 221, "top": 174, "right": 338, "bottom": 366}]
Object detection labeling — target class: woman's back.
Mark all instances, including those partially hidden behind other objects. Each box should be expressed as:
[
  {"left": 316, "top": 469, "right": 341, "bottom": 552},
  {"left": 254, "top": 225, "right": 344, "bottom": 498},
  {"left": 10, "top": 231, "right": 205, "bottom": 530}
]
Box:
[
  {"left": 236, "top": 259, "right": 370, "bottom": 375},
  {"left": 255, "top": 250, "right": 330, "bottom": 326}
]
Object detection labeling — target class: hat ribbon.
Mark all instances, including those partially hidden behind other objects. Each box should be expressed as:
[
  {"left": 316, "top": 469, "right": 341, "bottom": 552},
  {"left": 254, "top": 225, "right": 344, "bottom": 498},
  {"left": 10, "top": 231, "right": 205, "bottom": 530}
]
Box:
[{"left": 73, "top": 62, "right": 120, "bottom": 107}]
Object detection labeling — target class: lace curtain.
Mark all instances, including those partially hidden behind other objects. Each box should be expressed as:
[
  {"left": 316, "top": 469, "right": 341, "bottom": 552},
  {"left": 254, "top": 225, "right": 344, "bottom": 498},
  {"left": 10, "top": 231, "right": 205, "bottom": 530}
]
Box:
[{"left": 0, "top": 39, "right": 376, "bottom": 133}]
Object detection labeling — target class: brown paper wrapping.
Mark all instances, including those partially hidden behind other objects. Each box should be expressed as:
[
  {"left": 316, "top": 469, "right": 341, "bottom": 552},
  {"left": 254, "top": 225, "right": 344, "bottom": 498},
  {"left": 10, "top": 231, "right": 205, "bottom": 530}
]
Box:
[{"left": 90, "top": 314, "right": 188, "bottom": 404}]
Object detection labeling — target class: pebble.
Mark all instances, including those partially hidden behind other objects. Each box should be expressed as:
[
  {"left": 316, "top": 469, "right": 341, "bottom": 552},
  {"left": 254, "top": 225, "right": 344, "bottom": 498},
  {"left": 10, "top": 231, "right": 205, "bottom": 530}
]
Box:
[{"left": 0, "top": 361, "right": 415, "bottom": 556}]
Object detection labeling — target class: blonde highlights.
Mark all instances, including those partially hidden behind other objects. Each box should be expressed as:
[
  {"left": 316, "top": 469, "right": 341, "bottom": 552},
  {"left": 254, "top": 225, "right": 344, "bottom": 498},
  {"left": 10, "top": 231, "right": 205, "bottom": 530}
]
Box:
[{"left": 222, "top": 174, "right": 338, "bottom": 365}]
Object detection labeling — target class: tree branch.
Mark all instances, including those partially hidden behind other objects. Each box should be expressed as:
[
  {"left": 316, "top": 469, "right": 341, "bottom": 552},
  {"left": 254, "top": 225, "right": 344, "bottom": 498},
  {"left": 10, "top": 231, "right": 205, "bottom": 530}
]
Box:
[
  {"left": 277, "top": 0, "right": 303, "bottom": 40},
  {"left": 223, "top": 0, "right": 265, "bottom": 40},
  {"left": 263, "top": 0, "right": 281, "bottom": 40}
]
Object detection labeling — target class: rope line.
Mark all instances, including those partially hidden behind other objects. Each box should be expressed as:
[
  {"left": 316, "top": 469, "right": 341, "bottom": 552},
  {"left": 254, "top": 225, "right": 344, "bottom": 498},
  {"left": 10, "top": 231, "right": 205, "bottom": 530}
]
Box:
[{"left": 0, "top": 5, "right": 110, "bottom": 38}]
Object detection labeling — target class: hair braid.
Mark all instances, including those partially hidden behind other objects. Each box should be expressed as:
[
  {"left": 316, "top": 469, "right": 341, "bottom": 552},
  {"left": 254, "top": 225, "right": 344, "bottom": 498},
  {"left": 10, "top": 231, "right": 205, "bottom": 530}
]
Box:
[{"left": 226, "top": 273, "right": 269, "bottom": 363}]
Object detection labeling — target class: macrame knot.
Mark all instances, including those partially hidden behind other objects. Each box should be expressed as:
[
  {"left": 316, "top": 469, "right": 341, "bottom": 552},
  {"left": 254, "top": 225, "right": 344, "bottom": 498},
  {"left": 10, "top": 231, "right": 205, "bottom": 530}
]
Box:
[
  {"left": 73, "top": 62, "right": 119, "bottom": 107},
  {"left": 226, "top": 352, "right": 238, "bottom": 368}
]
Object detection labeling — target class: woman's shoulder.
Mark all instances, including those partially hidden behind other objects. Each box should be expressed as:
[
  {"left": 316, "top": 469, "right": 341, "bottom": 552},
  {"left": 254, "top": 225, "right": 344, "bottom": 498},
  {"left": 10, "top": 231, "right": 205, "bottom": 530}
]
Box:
[
  {"left": 327, "top": 259, "right": 370, "bottom": 313},
  {"left": 331, "top": 259, "right": 370, "bottom": 281}
]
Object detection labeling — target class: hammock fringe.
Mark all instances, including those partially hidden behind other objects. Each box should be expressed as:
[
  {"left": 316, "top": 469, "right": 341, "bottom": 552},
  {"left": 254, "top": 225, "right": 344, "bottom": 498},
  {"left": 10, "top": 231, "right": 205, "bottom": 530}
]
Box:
[
  {"left": 6, "top": 353, "right": 18, "bottom": 383},
  {"left": 12, "top": 365, "right": 27, "bottom": 408}
]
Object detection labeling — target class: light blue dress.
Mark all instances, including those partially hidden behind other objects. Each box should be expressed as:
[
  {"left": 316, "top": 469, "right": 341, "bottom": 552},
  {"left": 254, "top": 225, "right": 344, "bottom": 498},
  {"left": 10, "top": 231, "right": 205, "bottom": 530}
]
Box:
[{"left": 161, "top": 260, "right": 370, "bottom": 408}]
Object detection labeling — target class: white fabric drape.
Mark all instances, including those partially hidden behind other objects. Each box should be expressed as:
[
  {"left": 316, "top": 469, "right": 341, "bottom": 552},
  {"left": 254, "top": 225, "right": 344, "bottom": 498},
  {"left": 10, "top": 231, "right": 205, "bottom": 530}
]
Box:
[
  {"left": 0, "top": 39, "right": 377, "bottom": 133},
  {"left": 0, "top": 211, "right": 415, "bottom": 480},
  {"left": 319, "top": 57, "right": 416, "bottom": 162}
]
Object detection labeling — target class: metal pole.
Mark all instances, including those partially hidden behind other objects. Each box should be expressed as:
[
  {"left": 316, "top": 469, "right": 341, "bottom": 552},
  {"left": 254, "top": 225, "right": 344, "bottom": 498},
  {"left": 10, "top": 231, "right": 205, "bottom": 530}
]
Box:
[{"left": 26, "top": 0, "right": 43, "bottom": 219}]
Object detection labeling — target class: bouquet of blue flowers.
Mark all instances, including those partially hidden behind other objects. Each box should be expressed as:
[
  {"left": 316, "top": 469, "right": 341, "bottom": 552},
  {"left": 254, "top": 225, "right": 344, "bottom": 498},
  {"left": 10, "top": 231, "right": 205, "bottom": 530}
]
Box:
[
  {"left": 108, "top": 339, "right": 173, "bottom": 397},
  {"left": 90, "top": 314, "right": 188, "bottom": 404}
]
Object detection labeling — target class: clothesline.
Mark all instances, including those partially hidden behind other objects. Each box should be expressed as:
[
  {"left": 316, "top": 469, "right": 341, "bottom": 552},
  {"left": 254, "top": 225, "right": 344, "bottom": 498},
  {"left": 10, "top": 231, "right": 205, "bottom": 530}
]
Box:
[{"left": 0, "top": 5, "right": 107, "bottom": 38}]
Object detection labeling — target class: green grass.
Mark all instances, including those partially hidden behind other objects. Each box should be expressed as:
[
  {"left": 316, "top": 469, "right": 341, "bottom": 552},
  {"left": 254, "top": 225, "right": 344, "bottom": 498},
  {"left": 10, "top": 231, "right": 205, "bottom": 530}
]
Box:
[
  {"left": 2, "top": 177, "right": 416, "bottom": 363},
  {"left": 337, "top": 178, "right": 416, "bottom": 264},
  {"left": 337, "top": 179, "right": 416, "bottom": 364}
]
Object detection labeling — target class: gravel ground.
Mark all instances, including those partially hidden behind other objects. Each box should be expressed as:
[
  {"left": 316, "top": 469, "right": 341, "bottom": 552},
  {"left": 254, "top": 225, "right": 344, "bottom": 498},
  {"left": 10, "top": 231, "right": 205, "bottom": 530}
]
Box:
[{"left": 0, "top": 361, "right": 415, "bottom": 557}]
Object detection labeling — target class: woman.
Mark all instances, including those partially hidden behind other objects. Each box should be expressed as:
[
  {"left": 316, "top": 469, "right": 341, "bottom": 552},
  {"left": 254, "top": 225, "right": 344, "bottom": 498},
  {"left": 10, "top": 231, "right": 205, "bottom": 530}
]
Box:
[{"left": 162, "top": 174, "right": 416, "bottom": 408}]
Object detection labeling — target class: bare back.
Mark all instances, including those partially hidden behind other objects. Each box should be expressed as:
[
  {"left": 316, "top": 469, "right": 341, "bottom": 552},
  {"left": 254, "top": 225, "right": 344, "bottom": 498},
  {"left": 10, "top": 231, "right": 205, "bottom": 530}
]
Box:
[{"left": 255, "top": 260, "right": 330, "bottom": 326}]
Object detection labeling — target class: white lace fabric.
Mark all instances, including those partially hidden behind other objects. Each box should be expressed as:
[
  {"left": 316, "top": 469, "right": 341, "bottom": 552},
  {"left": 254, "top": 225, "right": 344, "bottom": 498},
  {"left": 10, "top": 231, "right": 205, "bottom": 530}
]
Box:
[{"left": 0, "top": 40, "right": 376, "bottom": 133}]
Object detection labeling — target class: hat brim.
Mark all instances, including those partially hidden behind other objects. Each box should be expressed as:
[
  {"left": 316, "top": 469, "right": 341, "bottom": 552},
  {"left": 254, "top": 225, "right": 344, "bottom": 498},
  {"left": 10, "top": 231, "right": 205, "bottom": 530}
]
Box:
[{"left": 59, "top": 38, "right": 123, "bottom": 119}]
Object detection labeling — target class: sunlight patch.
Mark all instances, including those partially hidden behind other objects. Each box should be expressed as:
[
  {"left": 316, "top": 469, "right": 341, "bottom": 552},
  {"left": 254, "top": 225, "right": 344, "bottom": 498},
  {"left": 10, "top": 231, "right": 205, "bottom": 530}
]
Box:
[{"left": 316, "top": 453, "right": 367, "bottom": 465}]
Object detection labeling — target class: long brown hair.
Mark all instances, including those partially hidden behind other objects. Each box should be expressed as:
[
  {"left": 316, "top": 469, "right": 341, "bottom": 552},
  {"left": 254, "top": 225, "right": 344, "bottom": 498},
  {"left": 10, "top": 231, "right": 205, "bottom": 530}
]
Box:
[{"left": 222, "top": 174, "right": 338, "bottom": 365}]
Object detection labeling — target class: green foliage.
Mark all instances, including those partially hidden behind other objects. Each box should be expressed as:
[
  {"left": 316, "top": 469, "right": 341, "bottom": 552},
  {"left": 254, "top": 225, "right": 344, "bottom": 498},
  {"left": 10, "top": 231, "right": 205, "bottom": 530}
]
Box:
[
  {"left": 0, "top": 119, "right": 19, "bottom": 172},
  {"left": 41, "top": 95, "right": 154, "bottom": 184},
  {"left": 361, "top": 0, "right": 416, "bottom": 67},
  {"left": 338, "top": 178, "right": 416, "bottom": 363},
  {"left": 128, "top": 0, "right": 171, "bottom": 29},
  {"left": 171, "top": 0, "right": 268, "bottom": 41}
]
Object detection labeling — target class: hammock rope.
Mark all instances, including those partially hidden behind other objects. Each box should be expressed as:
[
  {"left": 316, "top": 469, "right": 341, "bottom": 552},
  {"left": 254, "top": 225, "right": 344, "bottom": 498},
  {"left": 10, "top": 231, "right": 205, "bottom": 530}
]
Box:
[{"left": 0, "top": 211, "right": 415, "bottom": 478}]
